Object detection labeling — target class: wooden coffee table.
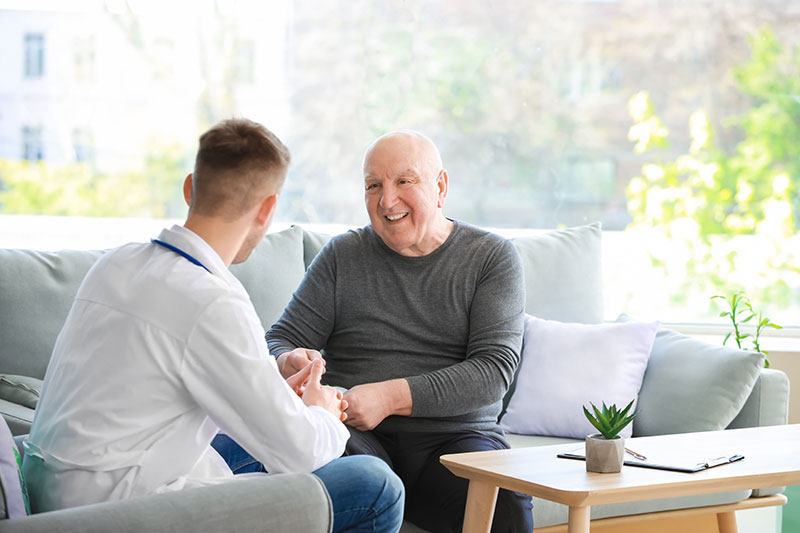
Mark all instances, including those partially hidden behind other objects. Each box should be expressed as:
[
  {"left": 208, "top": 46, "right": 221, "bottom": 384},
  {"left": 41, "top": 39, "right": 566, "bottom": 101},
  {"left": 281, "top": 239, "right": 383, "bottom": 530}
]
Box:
[{"left": 441, "top": 424, "right": 800, "bottom": 533}]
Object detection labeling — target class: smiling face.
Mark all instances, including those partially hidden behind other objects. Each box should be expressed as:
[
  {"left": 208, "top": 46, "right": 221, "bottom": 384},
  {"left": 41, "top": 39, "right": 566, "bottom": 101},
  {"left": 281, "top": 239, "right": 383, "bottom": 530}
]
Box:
[{"left": 363, "top": 131, "right": 452, "bottom": 256}]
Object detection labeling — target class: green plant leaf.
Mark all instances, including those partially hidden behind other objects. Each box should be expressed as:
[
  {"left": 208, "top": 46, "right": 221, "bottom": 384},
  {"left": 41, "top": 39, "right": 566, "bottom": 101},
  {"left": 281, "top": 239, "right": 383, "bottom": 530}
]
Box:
[
  {"left": 584, "top": 406, "right": 606, "bottom": 434},
  {"left": 591, "top": 402, "right": 607, "bottom": 427},
  {"left": 584, "top": 400, "right": 637, "bottom": 439},
  {"left": 617, "top": 399, "right": 635, "bottom": 420}
]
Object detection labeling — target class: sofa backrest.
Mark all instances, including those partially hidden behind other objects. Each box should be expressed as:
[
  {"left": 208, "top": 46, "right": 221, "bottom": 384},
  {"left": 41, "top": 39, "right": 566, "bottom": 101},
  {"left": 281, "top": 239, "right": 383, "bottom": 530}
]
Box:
[
  {"left": 0, "top": 227, "right": 310, "bottom": 381},
  {"left": 229, "top": 225, "right": 307, "bottom": 332},
  {"left": 510, "top": 223, "right": 603, "bottom": 324},
  {"left": 0, "top": 249, "right": 105, "bottom": 379},
  {"left": 0, "top": 223, "right": 604, "bottom": 381},
  {"left": 298, "top": 223, "right": 605, "bottom": 324}
]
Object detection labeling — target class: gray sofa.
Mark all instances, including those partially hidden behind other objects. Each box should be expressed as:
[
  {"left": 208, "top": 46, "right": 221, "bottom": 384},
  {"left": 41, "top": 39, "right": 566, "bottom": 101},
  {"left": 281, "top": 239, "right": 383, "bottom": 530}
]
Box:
[{"left": 0, "top": 223, "right": 790, "bottom": 531}]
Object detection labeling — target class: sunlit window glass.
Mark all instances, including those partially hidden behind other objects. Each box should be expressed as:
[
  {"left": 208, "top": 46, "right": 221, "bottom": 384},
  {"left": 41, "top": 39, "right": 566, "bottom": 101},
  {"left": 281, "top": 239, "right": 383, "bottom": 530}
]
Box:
[{"left": 0, "top": 0, "right": 797, "bottom": 328}]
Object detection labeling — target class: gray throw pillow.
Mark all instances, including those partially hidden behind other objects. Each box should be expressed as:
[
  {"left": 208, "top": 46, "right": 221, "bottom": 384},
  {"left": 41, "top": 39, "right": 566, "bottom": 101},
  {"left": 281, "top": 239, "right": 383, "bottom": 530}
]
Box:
[
  {"left": 0, "top": 249, "right": 105, "bottom": 380},
  {"left": 0, "top": 376, "right": 42, "bottom": 410},
  {"left": 511, "top": 223, "right": 603, "bottom": 324},
  {"left": 625, "top": 315, "right": 765, "bottom": 437},
  {"left": 297, "top": 226, "right": 333, "bottom": 269},
  {"left": 229, "top": 226, "right": 307, "bottom": 331}
]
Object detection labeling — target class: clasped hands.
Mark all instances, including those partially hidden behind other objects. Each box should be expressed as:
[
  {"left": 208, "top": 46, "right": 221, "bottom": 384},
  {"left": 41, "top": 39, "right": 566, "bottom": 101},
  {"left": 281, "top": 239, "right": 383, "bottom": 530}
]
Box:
[
  {"left": 278, "top": 348, "right": 411, "bottom": 430},
  {"left": 281, "top": 348, "right": 347, "bottom": 423}
]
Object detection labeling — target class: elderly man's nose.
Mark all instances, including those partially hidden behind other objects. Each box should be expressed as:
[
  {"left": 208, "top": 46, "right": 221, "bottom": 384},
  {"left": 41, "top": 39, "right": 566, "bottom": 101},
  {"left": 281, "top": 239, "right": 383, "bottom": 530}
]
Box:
[{"left": 380, "top": 187, "right": 398, "bottom": 208}]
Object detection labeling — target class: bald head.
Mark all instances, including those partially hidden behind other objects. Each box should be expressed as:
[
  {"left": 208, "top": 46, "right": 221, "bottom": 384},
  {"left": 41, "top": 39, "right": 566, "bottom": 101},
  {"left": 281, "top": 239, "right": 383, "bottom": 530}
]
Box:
[
  {"left": 363, "top": 130, "right": 443, "bottom": 180},
  {"left": 362, "top": 130, "right": 453, "bottom": 256}
]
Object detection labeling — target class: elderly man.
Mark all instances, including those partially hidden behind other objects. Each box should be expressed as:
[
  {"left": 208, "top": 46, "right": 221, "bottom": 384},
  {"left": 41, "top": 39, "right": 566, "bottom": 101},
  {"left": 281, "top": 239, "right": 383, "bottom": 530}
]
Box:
[{"left": 267, "top": 130, "right": 533, "bottom": 532}]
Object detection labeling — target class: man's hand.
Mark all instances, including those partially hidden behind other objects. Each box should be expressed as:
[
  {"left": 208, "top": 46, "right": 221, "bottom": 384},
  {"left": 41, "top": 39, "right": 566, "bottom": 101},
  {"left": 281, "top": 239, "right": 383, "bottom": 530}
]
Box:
[
  {"left": 276, "top": 348, "right": 324, "bottom": 380},
  {"left": 285, "top": 361, "right": 314, "bottom": 397},
  {"left": 302, "top": 359, "right": 348, "bottom": 422},
  {"left": 343, "top": 379, "right": 412, "bottom": 431}
]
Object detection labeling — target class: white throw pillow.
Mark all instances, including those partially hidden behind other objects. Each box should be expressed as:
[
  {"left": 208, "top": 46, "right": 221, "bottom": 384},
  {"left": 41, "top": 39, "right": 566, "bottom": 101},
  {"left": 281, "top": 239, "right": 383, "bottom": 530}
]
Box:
[{"left": 501, "top": 314, "right": 659, "bottom": 439}]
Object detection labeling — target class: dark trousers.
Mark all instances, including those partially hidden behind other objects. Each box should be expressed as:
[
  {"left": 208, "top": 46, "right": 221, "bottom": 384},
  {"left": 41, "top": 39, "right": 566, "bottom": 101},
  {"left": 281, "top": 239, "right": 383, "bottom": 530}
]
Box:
[{"left": 345, "top": 427, "right": 533, "bottom": 533}]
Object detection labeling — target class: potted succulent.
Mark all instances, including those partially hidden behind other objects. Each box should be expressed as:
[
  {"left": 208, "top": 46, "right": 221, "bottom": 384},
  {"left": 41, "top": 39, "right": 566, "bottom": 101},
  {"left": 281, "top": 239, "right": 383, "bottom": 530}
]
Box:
[{"left": 583, "top": 400, "right": 636, "bottom": 473}]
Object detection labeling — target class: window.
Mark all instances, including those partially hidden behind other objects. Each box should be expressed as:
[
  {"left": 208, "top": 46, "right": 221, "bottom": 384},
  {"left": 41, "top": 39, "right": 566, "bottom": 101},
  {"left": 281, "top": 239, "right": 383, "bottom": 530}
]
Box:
[
  {"left": 24, "top": 33, "right": 45, "bottom": 78},
  {"left": 72, "top": 128, "right": 93, "bottom": 164},
  {"left": 22, "top": 126, "right": 43, "bottom": 161},
  {"left": 152, "top": 38, "right": 176, "bottom": 81},
  {"left": 0, "top": 1, "right": 797, "bottom": 329},
  {"left": 74, "top": 37, "right": 95, "bottom": 83},
  {"left": 235, "top": 40, "right": 255, "bottom": 84}
]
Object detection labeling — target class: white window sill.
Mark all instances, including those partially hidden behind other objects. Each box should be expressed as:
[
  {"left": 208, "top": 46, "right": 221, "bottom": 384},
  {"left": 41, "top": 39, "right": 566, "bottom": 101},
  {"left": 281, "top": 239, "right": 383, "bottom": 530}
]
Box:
[{"left": 666, "top": 323, "right": 800, "bottom": 356}]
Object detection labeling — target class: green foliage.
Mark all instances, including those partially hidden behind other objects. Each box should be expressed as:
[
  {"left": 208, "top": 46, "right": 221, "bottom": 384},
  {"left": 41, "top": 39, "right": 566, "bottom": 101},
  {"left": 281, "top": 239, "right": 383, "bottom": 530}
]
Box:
[
  {"left": 0, "top": 143, "right": 188, "bottom": 218},
  {"left": 627, "top": 27, "right": 799, "bottom": 239},
  {"left": 625, "top": 26, "right": 800, "bottom": 318},
  {"left": 583, "top": 400, "right": 636, "bottom": 440},
  {"left": 711, "top": 291, "right": 782, "bottom": 367}
]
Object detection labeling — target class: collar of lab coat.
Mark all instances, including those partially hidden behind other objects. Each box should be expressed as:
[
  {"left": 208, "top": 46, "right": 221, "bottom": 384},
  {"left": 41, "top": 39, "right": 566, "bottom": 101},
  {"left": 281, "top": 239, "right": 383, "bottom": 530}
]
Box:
[{"left": 155, "top": 225, "right": 236, "bottom": 286}]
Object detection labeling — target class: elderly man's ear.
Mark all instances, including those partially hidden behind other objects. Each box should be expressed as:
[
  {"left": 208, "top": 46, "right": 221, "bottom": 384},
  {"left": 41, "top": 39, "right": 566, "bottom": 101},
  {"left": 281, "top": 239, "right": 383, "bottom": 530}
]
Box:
[{"left": 437, "top": 169, "right": 449, "bottom": 208}]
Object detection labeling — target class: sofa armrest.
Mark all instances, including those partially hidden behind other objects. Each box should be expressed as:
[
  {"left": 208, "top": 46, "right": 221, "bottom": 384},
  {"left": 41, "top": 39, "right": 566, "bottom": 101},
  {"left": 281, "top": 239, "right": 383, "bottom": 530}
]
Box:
[
  {"left": 727, "top": 368, "right": 790, "bottom": 497},
  {"left": 2, "top": 474, "right": 332, "bottom": 533},
  {"left": 728, "top": 368, "right": 790, "bottom": 430}
]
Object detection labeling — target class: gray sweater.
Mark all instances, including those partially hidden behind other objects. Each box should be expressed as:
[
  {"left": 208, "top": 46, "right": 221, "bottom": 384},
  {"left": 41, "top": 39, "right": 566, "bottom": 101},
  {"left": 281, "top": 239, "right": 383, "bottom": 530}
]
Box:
[{"left": 267, "top": 220, "right": 524, "bottom": 435}]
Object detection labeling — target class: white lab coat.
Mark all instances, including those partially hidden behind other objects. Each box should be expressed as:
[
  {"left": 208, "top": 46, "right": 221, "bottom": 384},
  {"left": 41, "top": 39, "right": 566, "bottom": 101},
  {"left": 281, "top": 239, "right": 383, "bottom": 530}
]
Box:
[{"left": 23, "top": 225, "right": 348, "bottom": 513}]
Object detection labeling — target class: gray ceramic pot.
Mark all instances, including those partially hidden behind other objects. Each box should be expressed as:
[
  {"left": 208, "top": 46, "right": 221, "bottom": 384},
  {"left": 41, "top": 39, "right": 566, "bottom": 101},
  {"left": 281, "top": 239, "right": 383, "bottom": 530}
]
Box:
[{"left": 585, "top": 433, "right": 624, "bottom": 473}]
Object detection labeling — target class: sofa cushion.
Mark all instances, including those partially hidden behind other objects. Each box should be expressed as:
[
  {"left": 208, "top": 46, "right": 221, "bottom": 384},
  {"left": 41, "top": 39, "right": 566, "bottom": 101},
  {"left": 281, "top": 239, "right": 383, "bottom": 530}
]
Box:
[
  {"left": 0, "top": 248, "right": 105, "bottom": 380},
  {"left": 511, "top": 223, "right": 603, "bottom": 324},
  {"left": 299, "top": 224, "right": 604, "bottom": 324},
  {"left": 501, "top": 314, "right": 658, "bottom": 439},
  {"left": 0, "top": 416, "right": 29, "bottom": 518},
  {"left": 229, "top": 226, "right": 307, "bottom": 331},
  {"left": 0, "top": 375, "right": 41, "bottom": 410},
  {"left": 298, "top": 226, "right": 334, "bottom": 269},
  {"left": 0, "top": 401, "right": 35, "bottom": 438},
  {"left": 629, "top": 319, "right": 765, "bottom": 437}
]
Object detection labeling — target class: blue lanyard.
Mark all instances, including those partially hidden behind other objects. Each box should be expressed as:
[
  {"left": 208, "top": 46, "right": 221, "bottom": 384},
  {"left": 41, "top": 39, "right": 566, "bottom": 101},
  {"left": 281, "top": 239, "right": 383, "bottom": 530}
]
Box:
[{"left": 151, "top": 239, "right": 212, "bottom": 274}]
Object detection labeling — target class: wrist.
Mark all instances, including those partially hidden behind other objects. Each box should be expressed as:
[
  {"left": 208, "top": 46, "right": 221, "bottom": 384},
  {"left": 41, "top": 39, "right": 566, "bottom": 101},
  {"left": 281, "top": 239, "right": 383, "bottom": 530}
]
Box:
[
  {"left": 275, "top": 352, "right": 289, "bottom": 378},
  {"left": 385, "top": 379, "right": 412, "bottom": 416}
]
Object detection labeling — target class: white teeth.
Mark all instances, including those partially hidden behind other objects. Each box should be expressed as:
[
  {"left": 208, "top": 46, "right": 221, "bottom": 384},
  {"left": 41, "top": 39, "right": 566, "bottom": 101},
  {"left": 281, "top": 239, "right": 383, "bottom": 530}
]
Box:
[{"left": 386, "top": 213, "right": 408, "bottom": 221}]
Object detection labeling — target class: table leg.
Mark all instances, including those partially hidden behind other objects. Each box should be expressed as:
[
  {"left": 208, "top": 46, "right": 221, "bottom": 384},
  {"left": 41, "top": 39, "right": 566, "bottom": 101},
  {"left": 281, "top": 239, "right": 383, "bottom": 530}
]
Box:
[
  {"left": 567, "top": 505, "right": 591, "bottom": 533},
  {"left": 461, "top": 479, "right": 499, "bottom": 533},
  {"left": 717, "top": 511, "right": 738, "bottom": 533}
]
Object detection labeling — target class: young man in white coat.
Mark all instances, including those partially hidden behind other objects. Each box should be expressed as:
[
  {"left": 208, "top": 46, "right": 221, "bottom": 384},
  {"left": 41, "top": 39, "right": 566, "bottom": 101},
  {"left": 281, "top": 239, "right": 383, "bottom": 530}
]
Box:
[{"left": 22, "top": 118, "right": 404, "bottom": 532}]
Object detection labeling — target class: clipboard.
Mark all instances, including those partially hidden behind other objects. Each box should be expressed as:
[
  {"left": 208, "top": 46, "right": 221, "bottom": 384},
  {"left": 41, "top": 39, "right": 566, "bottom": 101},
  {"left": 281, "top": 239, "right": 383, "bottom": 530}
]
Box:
[{"left": 557, "top": 448, "right": 745, "bottom": 473}]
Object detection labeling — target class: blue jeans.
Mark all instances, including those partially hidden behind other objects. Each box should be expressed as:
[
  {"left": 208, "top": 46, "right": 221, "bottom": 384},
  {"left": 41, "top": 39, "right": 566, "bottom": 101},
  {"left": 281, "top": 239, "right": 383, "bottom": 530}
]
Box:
[{"left": 211, "top": 434, "right": 404, "bottom": 533}]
